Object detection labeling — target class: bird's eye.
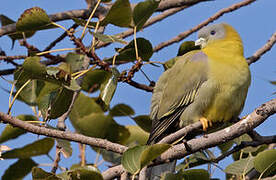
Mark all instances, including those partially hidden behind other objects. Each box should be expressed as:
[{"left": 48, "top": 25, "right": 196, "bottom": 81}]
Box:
[{"left": 210, "top": 30, "right": 216, "bottom": 35}]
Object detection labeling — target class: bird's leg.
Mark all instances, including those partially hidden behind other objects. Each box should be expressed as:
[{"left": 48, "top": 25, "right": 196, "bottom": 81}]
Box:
[{"left": 199, "top": 117, "right": 209, "bottom": 131}]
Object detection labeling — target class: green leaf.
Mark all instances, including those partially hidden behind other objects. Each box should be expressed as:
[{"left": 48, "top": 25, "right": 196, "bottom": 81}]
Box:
[
  {"left": 101, "top": 149, "right": 122, "bottom": 165},
  {"left": 225, "top": 156, "right": 254, "bottom": 175},
  {"left": 0, "top": 115, "right": 37, "bottom": 143},
  {"left": 70, "top": 93, "right": 103, "bottom": 119},
  {"left": 163, "top": 57, "right": 177, "bottom": 71},
  {"left": 90, "top": 31, "right": 127, "bottom": 44},
  {"left": 125, "top": 125, "right": 149, "bottom": 146},
  {"left": 121, "top": 145, "right": 148, "bottom": 174},
  {"left": 14, "top": 69, "right": 45, "bottom": 106},
  {"left": 176, "top": 152, "right": 209, "bottom": 171},
  {"left": 81, "top": 69, "right": 111, "bottom": 93},
  {"left": 16, "top": 7, "right": 55, "bottom": 32},
  {"left": 132, "top": 115, "right": 151, "bottom": 133},
  {"left": 22, "top": 56, "right": 47, "bottom": 79},
  {"left": 109, "top": 103, "right": 135, "bottom": 117},
  {"left": 0, "top": 14, "right": 35, "bottom": 48},
  {"left": 59, "top": 165, "right": 103, "bottom": 180},
  {"left": 177, "top": 41, "right": 200, "bottom": 56},
  {"left": 65, "top": 53, "right": 86, "bottom": 73},
  {"left": 32, "top": 167, "right": 61, "bottom": 180},
  {"left": 133, "top": 0, "right": 160, "bottom": 31},
  {"left": 37, "top": 82, "right": 74, "bottom": 120},
  {"left": 161, "top": 169, "right": 210, "bottom": 180},
  {"left": 254, "top": 149, "right": 276, "bottom": 176},
  {"left": 163, "top": 42, "right": 200, "bottom": 70},
  {"left": 99, "top": 67, "right": 119, "bottom": 106},
  {"left": 121, "top": 144, "right": 170, "bottom": 174},
  {"left": 2, "top": 158, "right": 37, "bottom": 180},
  {"left": 101, "top": 0, "right": 132, "bottom": 27},
  {"left": 218, "top": 140, "right": 234, "bottom": 153},
  {"left": 270, "top": 80, "right": 276, "bottom": 85},
  {"left": 1, "top": 138, "right": 55, "bottom": 159},
  {"left": 107, "top": 38, "right": 153, "bottom": 63},
  {"left": 140, "top": 144, "right": 171, "bottom": 168},
  {"left": 56, "top": 139, "right": 72, "bottom": 158},
  {"left": 71, "top": 113, "right": 113, "bottom": 138}
]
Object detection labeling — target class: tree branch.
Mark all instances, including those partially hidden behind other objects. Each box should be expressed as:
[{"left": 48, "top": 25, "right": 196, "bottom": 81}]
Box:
[
  {"left": 159, "top": 98, "right": 276, "bottom": 161},
  {"left": 0, "top": 7, "right": 108, "bottom": 37},
  {"left": 153, "top": 0, "right": 257, "bottom": 52},
  {"left": 0, "top": 112, "right": 127, "bottom": 154},
  {"left": 247, "top": 30, "right": 276, "bottom": 65}
]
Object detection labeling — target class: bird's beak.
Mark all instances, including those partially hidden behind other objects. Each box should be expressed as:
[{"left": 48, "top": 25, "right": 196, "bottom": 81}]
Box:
[{"left": 195, "top": 37, "right": 207, "bottom": 48}]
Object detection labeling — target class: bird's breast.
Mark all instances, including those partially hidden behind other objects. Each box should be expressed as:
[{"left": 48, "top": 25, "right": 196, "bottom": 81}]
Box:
[{"left": 203, "top": 56, "right": 250, "bottom": 122}]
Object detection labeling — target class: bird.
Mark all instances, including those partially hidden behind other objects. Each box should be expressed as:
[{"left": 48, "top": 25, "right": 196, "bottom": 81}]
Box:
[{"left": 147, "top": 23, "right": 251, "bottom": 145}]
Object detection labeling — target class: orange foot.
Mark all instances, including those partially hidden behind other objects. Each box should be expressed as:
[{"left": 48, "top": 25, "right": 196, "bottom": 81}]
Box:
[{"left": 199, "top": 117, "right": 212, "bottom": 131}]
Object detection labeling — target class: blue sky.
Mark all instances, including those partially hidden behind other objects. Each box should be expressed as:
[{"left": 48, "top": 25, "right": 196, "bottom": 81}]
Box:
[{"left": 0, "top": 0, "right": 275, "bottom": 179}]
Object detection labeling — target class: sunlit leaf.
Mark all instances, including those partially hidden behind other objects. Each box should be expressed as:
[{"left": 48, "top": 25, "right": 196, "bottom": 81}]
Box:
[
  {"left": 133, "top": 0, "right": 160, "bottom": 31},
  {"left": 1, "top": 138, "right": 55, "bottom": 159},
  {"left": 101, "top": 0, "right": 132, "bottom": 27},
  {"left": 2, "top": 158, "right": 37, "bottom": 180}
]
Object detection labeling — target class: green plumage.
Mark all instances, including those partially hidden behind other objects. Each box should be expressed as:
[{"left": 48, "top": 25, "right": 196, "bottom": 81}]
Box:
[{"left": 147, "top": 23, "right": 251, "bottom": 144}]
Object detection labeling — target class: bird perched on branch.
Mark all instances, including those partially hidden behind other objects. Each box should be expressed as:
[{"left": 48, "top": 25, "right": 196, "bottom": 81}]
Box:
[{"left": 147, "top": 23, "right": 251, "bottom": 145}]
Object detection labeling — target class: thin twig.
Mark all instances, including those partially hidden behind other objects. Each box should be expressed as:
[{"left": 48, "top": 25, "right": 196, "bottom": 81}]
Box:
[
  {"left": 153, "top": 0, "right": 257, "bottom": 52},
  {"left": 44, "top": 24, "right": 79, "bottom": 52},
  {"left": 51, "top": 145, "right": 62, "bottom": 173}
]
